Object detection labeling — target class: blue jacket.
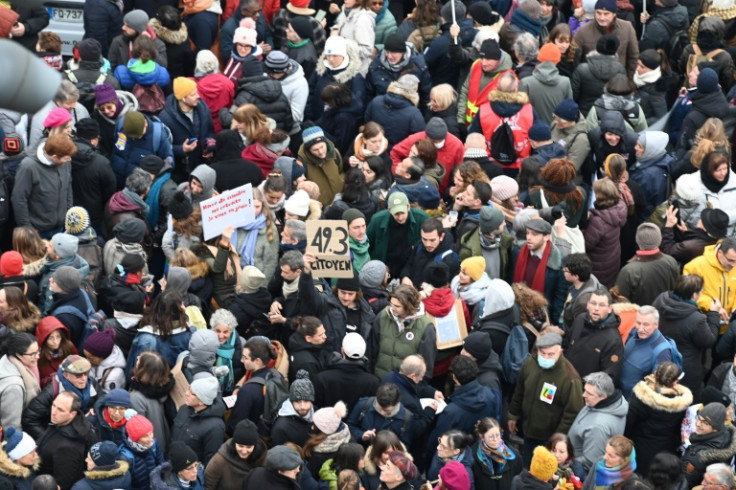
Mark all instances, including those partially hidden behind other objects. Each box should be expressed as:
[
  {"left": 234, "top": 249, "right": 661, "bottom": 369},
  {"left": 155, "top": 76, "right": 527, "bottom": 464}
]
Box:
[
  {"left": 319, "top": 97, "right": 364, "bottom": 157},
  {"left": 387, "top": 177, "right": 440, "bottom": 209},
  {"left": 427, "top": 446, "right": 475, "bottom": 490},
  {"left": 113, "top": 59, "right": 171, "bottom": 90},
  {"left": 83, "top": 0, "right": 123, "bottom": 57},
  {"left": 628, "top": 153, "right": 674, "bottom": 223},
  {"left": 424, "top": 20, "right": 476, "bottom": 87},
  {"left": 157, "top": 94, "right": 215, "bottom": 172},
  {"left": 70, "top": 460, "right": 132, "bottom": 490},
  {"left": 620, "top": 329, "right": 673, "bottom": 398},
  {"left": 347, "top": 396, "right": 414, "bottom": 446},
  {"left": 365, "top": 48, "right": 432, "bottom": 111},
  {"left": 125, "top": 326, "right": 193, "bottom": 379},
  {"left": 118, "top": 437, "right": 164, "bottom": 490},
  {"left": 365, "top": 93, "right": 426, "bottom": 147},
  {"left": 110, "top": 115, "right": 174, "bottom": 188}
]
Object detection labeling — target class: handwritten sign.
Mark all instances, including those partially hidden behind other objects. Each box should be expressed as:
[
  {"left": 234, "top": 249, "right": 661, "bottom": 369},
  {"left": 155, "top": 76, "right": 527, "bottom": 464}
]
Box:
[
  {"left": 200, "top": 184, "right": 255, "bottom": 240},
  {"left": 427, "top": 299, "right": 468, "bottom": 349},
  {"left": 306, "top": 220, "right": 353, "bottom": 278}
]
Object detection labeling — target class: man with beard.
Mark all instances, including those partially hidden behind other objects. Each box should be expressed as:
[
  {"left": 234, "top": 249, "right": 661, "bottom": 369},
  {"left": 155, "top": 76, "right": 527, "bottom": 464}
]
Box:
[
  {"left": 344, "top": 209, "right": 370, "bottom": 275},
  {"left": 269, "top": 370, "right": 315, "bottom": 446},
  {"left": 108, "top": 10, "right": 168, "bottom": 69},
  {"left": 158, "top": 77, "right": 215, "bottom": 179}
]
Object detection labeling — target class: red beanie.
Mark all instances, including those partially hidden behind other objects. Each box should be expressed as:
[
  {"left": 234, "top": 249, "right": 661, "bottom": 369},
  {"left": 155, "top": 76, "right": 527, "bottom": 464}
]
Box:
[
  {"left": 0, "top": 251, "right": 23, "bottom": 277},
  {"left": 126, "top": 415, "right": 153, "bottom": 442}
]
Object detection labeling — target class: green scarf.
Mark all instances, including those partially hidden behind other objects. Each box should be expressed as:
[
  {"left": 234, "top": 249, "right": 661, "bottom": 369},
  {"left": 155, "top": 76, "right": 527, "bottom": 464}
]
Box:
[
  {"left": 349, "top": 236, "right": 370, "bottom": 274},
  {"left": 216, "top": 331, "right": 237, "bottom": 393},
  {"left": 288, "top": 38, "right": 310, "bottom": 48}
]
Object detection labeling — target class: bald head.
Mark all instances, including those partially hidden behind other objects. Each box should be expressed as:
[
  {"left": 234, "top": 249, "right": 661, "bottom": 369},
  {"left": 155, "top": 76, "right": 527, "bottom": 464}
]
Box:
[
  {"left": 399, "top": 355, "right": 427, "bottom": 378},
  {"left": 497, "top": 71, "right": 518, "bottom": 93},
  {"left": 465, "top": 133, "right": 486, "bottom": 150}
]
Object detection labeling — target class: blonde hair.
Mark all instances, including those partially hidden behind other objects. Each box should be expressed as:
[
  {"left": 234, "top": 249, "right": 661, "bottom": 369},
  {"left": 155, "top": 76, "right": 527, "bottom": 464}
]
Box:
[
  {"left": 593, "top": 177, "right": 621, "bottom": 208},
  {"left": 252, "top": 187, "right": 276, "bottom": 243},
  {"left": 428, "top": 84, "right": 457, "bottom": 111},
  {"left": 13, "top": 227, "right": 46, "bottom": 264},
  {"left": 691, "top": 118, "right": 731, "bottom": 169},
  {"left": 233, "top": 104, "right": 269, "bottom": 143}
]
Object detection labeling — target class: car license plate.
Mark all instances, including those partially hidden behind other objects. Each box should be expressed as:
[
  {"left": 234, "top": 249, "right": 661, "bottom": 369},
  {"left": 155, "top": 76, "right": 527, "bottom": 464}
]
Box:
[{"left": 49, "top": 7, "right": 83, "bottom": 22}]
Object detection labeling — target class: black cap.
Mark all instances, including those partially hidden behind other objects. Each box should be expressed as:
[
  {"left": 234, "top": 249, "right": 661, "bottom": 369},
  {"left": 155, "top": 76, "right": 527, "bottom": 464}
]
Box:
[
  {"left": 75, "top": 118, "right": 100, "bottom": 141},
  {"left": 478, "top": 39, "right": 502, "bottom": 60},
  {"left": 336, "top": 274, "right": 360, "bottom": 292}
]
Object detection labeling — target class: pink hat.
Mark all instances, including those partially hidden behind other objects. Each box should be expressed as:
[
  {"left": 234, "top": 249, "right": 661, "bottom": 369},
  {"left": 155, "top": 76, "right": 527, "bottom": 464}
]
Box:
[{"left": 43, "top": 108, "right": 72, "bottom": 129}]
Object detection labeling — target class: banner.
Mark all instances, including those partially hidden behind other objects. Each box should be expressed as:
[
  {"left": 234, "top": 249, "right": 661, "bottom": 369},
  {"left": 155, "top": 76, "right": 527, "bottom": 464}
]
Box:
[
  {"left": 200, "top": 184, "right": 255, "bottom": 240},
  {"left": 306, "top": 220, "right": 354, "bottom": 278}
]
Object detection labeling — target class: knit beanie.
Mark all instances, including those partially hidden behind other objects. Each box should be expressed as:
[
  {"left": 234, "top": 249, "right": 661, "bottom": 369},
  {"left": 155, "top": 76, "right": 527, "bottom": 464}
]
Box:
[
  {"left": 697, "top": 68, "right": 720, "bottom": 94},
  {"left": 423, "top": 261, "right": 451, "bottom": 288},
  {"left": 468, "top": 2, "right": 497, "bottom": 26},
  {"left": 89, "top": 441, "right": 118, "bottom": 467},
  {"left": 53, "top": 265, "right": 81, "bottom": 292},
  {"left": 701, "top": 386, "right": 732, "bottom": 408},
  {"left": 342, "top": 208, "right": 366, "bottom": 226},
  {"left": 359, "top": 260, "right": 387, "bottom": 289},
  {"left": 284, "top": 189, "right": 310, "bottom": 217},
  {"left": 94, "top": 83, "right": 118, "bottom": 106},
  {"left": 387, "top": 451, "right": 417, "bottom": 480},
  {"left": 104, "top": 388, "right": 132, "bottom": 408},
  {"left": 441, "top": 0, "right": 467, "bottom": 21},
  {"left": 76, "top": 118, "right": 100, "bottom": 142},
  {"left": 302, "top": 126, "right": 327, "bottom": 149},
  {"left": 4, "top": 427, "right": 36, "bottom": 462},
  {"left": 336, "top": 274, "right": 361, "bottom": 292},
  {"left": 173, "top": 77, "right": 198, "bottom": 100},
  {"left": 530, "top": 446, "right": 558, "bottom": 482},
  {"left": 537, "top": 43, "right": 561, "bottom": 64},
  {"left": 0, "top": 251, "right": 23, "bottom": 277},
  {"left": 313, "top": 401, "right": 347, "bottom": 434},
  {"left": 233, "top": 419, "right": 259, "bottom": 446},
  {"left": 490, "top": 176, "right": 519, "bottom": 202},
  {"left": 169, "top": 190, "right": 194, "bottom": 220},
  {"left": 239, "top": 265, "right": 265, "bottom": 293},
  {"left": 124, "top": 10, "right": 149, "bottom": 33},
  {"left": 265, "top": 50, "right": 291, "bottom": 74},
  {"left": 596, "top": 34, "right": 619, "bottom": 56},
  {"left": 463, "top": 331, "right": 492, "bottom": 362},
  {"left": 594, "top": 0, "right": 616, "bottom": 11},
  {"left": 528, "top": 121, "right": 552, "bottom": 141},
  {"left": 112, "top": 218, "right": 145, "bottom": 244},
  {"left": 461, "top": 257, "right": 486, "bottom": 281},
  {"left": 84, "top": 329, "right": 116, "bottom": 358},
  {"left": 384, "top": 33, "right": 406, "bottom": 53},
  {"left": 425, "top": 117, "right": 448, "bottom": 140},
  {"left": 439, "top": 460, "right": 471, "bottom": 490},
  {"left": 699, "top": 402, "right": 728, "bottom": 431},
  {"left": 635, "top": 223, "right": 662, "bottom": 250},
  {"left": 289, "top": 17, "right": 313, "bottom": 40},
  {"left": 234, "top": 18, "right": 258, "bottom": 47},
  {"left": 324, "top": 35, "right": 348, "bottom": 57},
  {"left": 170, "top": 442, "right": 198, "bottom": 472},
  {"left": 120, "top": 253, "right": 146, "bottom": 274},
  {"left": 77, "top": 38, "right": 102, "bottom": 62},
  {"left": 123, "top": 111, "right": 147, "bottom": 139},
  {"left": 195, "top": 50, "right": 219, "bottom": 75},
  {"left": 553, "top": 99, "right": 580, "bottom": 122},
  {"left": 166, "top": 267, "right": 192, "bottom": 295},
  {"left": 190, "top": 377, "right": 219, "bottom": 406},
  {"left": 639, "top": 49, "right": 661, "bottom": 70},
  {"left": 518, "top": 0, "right": 541, "bottom": 19},
  {"left": 674, "top": 173, "right": 701, "bottom": 202},
  {"left": 139, "top": 155, "right": 166, "bottom": 175},
  {"left": 44, "top": 107, "right": 72, "bottom": 129},
  {"left": 290, "top": 369, "right": 315, "bottom": 402}
]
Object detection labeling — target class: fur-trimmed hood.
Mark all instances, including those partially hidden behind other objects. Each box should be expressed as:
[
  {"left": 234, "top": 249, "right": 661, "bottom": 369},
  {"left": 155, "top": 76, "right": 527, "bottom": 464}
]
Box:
[
  {"left": 632, "top": 375, "right": 693, "bottom": 412},
  {"left": 488, "top": 89, "right": 529, "bottom": 104},
  {"left": 148, "top": 18, "right": 189, "bottom": 45},
  {"left": 363, "top": 441, "right": 410, "bottom": 476},
  {"left": 315, "top": 39, "right": 363, "bottom": 83},
  {"left": 698, "top": 424, "right": 736, "bottom": 464},
  {"left": 22, "top": 256, "right": 47, "bottom": 278},
  {"left": 0, "top": 444, "right": 40, "bottom": 479},
  {"left": 83, "top": 460, "right": 130, "bottom": 480}
]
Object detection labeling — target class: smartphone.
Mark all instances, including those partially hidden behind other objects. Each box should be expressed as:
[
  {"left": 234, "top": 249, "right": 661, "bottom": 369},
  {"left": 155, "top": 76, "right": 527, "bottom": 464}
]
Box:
[
  {"left": 187, "top": 137, "right": 198, "bottom": 144},
  {"left": 315, "top": 9, "right": 327, "bottom": 21}
]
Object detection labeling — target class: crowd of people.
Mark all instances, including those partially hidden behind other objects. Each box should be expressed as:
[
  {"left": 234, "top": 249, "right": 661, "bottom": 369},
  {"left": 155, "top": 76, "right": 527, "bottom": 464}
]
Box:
[{"left": 3, "top": 0, "right": 736, "bottom": 488}]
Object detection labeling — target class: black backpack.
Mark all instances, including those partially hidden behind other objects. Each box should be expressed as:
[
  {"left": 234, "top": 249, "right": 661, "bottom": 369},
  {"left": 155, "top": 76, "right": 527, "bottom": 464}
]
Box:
[
  {"left": 65, "top": 70, "right": 107, "bottom": 113},
  {"left": 658, "top": 19, "right": 689, "bottom": 70},
  {"left": 490, "top": 119, "right": 517, "bottom": 165}
]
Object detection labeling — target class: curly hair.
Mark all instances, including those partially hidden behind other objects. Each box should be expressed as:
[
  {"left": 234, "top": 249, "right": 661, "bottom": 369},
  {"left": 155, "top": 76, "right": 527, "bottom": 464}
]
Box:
[
  {"left": 512, "top": 282, "right": 549, "bottom": 323},
  {"left": 548, "top": 24, "right": 578, "bottom": 64},
  {"left": 691, "top": 118, "right": 731, "bottom": 169},
  {"left": 173, "top": 207, "right": 203, "bottom": 239},
  {"left": 534, "top": 158, "right": 584, "bottom": 214}
]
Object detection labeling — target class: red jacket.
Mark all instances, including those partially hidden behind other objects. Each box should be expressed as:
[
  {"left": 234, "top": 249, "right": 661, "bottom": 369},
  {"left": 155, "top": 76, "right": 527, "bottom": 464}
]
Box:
[
  {"left": 242, "top": 142, "right": 279, "bottom": 177},
  {"left": 194, "top": 73, "right": 235, "bottom": 134},
  {"left": 390, "top": 131, "right": 464, "bottom": 194}
]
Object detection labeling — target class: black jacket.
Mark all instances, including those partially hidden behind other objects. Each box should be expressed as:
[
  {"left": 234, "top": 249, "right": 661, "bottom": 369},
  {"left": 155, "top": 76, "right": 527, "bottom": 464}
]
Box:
[
  {"left": 314, "top": 354, "right": 380, "bottom": 413},
  {"left": 563, "top": 312, "right": 624, "bottom": 385},
  {"left": 510, "top": 470, "right": 554, "bottom": 490},
  {"left": 270, "top": 409, "right": 312, "bottom": 448},
  {"left": 319, "top": 97, "right": 364, "bottom": 156},
  {"left": 10, "top": 6, "right": 50, "bottom": 52},
  {"left": 71, "top": 138, "right": 117, "bottom": 231},
  {"left": 682, "top": 424, "right": 736, "bottom": 487},
  {"left": 171, "top": 397, "right": 227, "bottom": 466},
  {"left": 37, "top": 415, "right": 98, "bottom": 490},
  {"left": 287, "top": 332, "right": 332, "bottom": 383},
  {"left": 83, "top": 0, "right": 123, "bottom": 57},
  {"left": 228, "top": 289, "right": 273, "bottom": 338},
  {"left": 210, "top": 130, "right": 264, "bottom": 192},
  {"left": 678, "top": 90, "right": 729, "bottom": 151},
  {"left": 221, "top": 76, "right": 294, "bottom": 132},
  {"left": 49, "top": 289, "right": 93, "bottom": 349},
  {"left": 380, "top": 370, "right": 437, "bottom": 436},
  {"left": 157, "top": 94, "right": 215, "bottom": 172},
  {"left": 242, "top": 467, "right": 300, "bottom": 490},
  {"left": 97, "top": 274, "right": 148, "bottom": 318},
  {"left": 400, "top": 233, "right": 459, "bottom": 287},
  {"left": 472, "top": 440, "right": 523, "bottom": 490}
]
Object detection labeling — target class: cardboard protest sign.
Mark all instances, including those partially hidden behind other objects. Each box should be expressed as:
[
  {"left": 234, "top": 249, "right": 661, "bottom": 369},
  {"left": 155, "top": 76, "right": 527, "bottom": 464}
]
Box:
[
  {"left": 200, "top": 184, "right": 255, "bottom": 240},
  {"left": 306, "top": 220, "right": 353, "bottom": 278},
  {"left": 427, "top": 299, "right": 468, "bottom": 349}
]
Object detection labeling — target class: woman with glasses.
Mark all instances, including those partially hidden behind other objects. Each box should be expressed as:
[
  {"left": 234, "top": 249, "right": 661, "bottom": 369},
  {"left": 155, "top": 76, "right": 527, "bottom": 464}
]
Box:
[
  {"left": 471, "top": 417, "right": 522, "bottom": 490},
  {"left": 427, "top": 430, "right": 474, "bottom": 489},
  {"left": 0, "top": 332, "right": 41, "bottom": 431},
  {"left": 151, "top": 441, "right": 205, "bottom": 490},
  {"left": 35, "top": 316, "right": 78, "bottom": 388}
]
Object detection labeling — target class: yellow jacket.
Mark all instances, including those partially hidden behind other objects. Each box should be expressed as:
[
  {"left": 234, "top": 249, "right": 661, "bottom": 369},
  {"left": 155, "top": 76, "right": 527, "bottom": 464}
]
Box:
[{"left": 683, "top": 242, "right": 736, "bottom": 318}]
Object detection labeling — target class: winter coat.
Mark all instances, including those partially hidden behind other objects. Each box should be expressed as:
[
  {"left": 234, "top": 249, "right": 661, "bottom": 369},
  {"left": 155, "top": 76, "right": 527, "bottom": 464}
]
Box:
[
  {"left": 0, "top": 445, "right": 39, "bottom": 490},
  {"left": 571, "top": 53, "right": 627, "bottom": 115},
  {"left": 698, "top": 170, "right": 736, "bottom": 236},
  {"left": 298, "top": 141, "right": 344, "bottom": 206},
  {"left": 108, "top": 31, "right": 168, "bottom": 69},
  {"left": 126, "top": 324, "right": 193, "bottom": 378},
  {"left": 564, "top": 312, "right": 624, "bottom": 385},
  {"left": 367, "top": 208, "right": 428, "bottom": 268},
  {"left": 191, "top": 242, "right": 239, "bottom": 308},
  {"left": 103, "top": 191, "right": 148, "bottom": 242},
  {"left": 228, "top": 289, "right": 273, "bottom": 337},
  {"left": 11, "top": 146, "right": 73, "bottom": 233},
  {"left": 679, "top": 90, "right": 729, "bottom": 152},
  {"left": 637, "top": 73, "right": 680, "bottom": 125},
  {"left": 113, "top": 58, "right": 171, "bottom": 91},
  {"left": 9, "top": 5, "right": 50, "bottom": 52},
  {"left": 660, "top": 226, "right": 718, "bottom": 265},
  {"left": 682, "top": 424, "right": 736, "bottom": 488},
  {"left": 561, "top": 275, "right": 602, "bottom": 331},
  {"left": 314, "top": 355, "right": 380, "bottom": 412},
  {"left": 335, "top": 7, "right": 376, "bottom": 74},
  {"left": 148, "top": 18, "right": 194, "bottom": 80},
  {"left": 379, "top": 369, "right": 436, "bottom": 436},
  {"left": 373, "top": 305, "right": 437, "bottom": 379},
  {"left": 88, "top": 396, "right": 127, "bottom": 445},
  {"left": 427, "top": 447, "right": 475, "bottom": 489},
  {"left": 510, "top": 470, "right": 553, "bottom": 490},
  {"left": 204, "top": 439, "right": 266, "bottom": 490},
  {"left": 242, "top": 467, "right": 301, "bottom": 490},
  {"left": 227, "top": 366, "right": 271, "bottom": 434},
  {"left": 36, "top": 320, "right": 76, "bottom": 386},
  {"left": 278, "top": 60, "right": 309, "bottom": 133},
  {"left": 171, "top": 399, "right": 227, "bottom": 465},
  {"left": 519, "top": 62, "right": 573, "bottom": 124},
  {"left": 386, "top": 176, "right": 441, "bottom": 208},
  {"left": 400, "top": 233, "right": 460, "bottom": 287},
  {"left": 472, "top": 440, "right": 523, "bottom": 490},
  {"left": 102, "top": 238, "right": 148, "bottom": 277},
  {"left": 653, "top": 291, "right": 720, "bottom": 401},
  {"left": 158, "top": 94, "right": 215, "bottom": 172},
  {"left": 71, "top": 139, "right": 117, "bottom": 231},
  {"left": 586, "top": 94, "right": 648, "bottom": 134},
  {"left": 271, "top": 401, "right": 313, "bottom": 447},
  {"left": 220, "top": 76, "right": 294, "bottom": 133},
  {"left": 97, "top": 274, "right": 148, "bottom": 318},
  {"left": 210, "top": 154, "right": 264, "bottom": 192},
  {"left": 347, "top": 397, "right": 415, "bottom": 446},
  {"left": 70, "top": 460, "right": 132, "bottom": 490},
  {"left": 508, "top": 354, "right": 583, "bottom": 440},
  {"left": 196, "top": 73, "right": 235, "bottom": 134},
  {"left": 428, "top": 380, "right": 502, "bottom": 447},
  {"left": 625, "top": 376, "right": 693, "bottom": 474},
  {"left": 93, "top": 90, "right": 138, "bottom": 158},
  {"left": 0, "top": 354, "right": 36, "bottom": 431},
  {"left": 37, "top": 415, "right": 99, "bottom": 490},
  {"left": 29, "top": 103, "right": 90, "bottom": 151},
  {"left": 319, "top": 98, "right": 364, "bottom": 156},
  {"left": 365, "top": 93, "right": 425, "bottom": 148},
  {"left": 64, "top": 60, "right": 121, "bottom": 111},
  {"left": 390, "top": 131, "right": 465, "bottom": 193},
  {"left": 587, "top": 112, "right": 639, "bottom": 176},
  {"left": 620, "top": 328, "right": 676, "bottom": 398},
  {"left": 573, "top": 18, "right": 639, "bottom": 76},
  {"left": 288, "top": 332, "right": 332, "bottom": 383},
  {"left": 364, "top": 47, "right": 432, "bottom": 110},
  {"left": 88, "top": 345, "right": 127, "bottom": 393},
  {"left": 129, "top": 377, "right": 175, "bottom": 456},
  {"left": 615, "top": 251, "right": 680, "bottom": 310},
  {"left": 509, "top": 243, "right": 568, "bottom": 325},
  {"left": 584, "top": 201, "right": 627, "bottom": 287},
  {"left": 684, "top": 243, "right": 736, "bottom": 317},
  {"left": 639, "top": 5, "right": 689, "bottom": 52},
  {"left": 110, "top": 114, "right": 174, "bottom": 188},
  {"left": 568, "top": 390, "right": 629, "bottom": 471},
  {"left": 118, "top": 437, "right": 164, "bottom": 490},
  {"left": 679, "top": 43, "right": 735, "bottom": 93},
  {"left": 306, "top": 42, "right": 366, "bottom": 122},
  {"left": 83, "top": 0, "right": 123, "bottom": 56}
]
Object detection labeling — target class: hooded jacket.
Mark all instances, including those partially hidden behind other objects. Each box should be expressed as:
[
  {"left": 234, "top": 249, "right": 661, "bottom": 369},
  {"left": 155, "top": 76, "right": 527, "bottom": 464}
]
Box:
[
  {"left": 71, "top": 138, "right": 117, "bottom": 230},
  {"left": 0, "top": 442, "right": 39, "bottom": 490},
  {"left": 429, "top": 380, "right": 502, "bottom": 446},
  {"left": 182, "top": 164, "right": 217, "bottom": 207},
  {"left": 118, "top": 436, "right": 164, "bottom": 490},
  {"left": 573, "top": 18, "right": 639, "bottom": 76},
  {"left": 204, "top": 439, "right": 266, "bottom": 489},
  {"left": 679, "top": 89, "right": 729, "bottom": 151},
  {"left": 320, "top": 96, "right": 364, "bottom": 155},
  {"left": 38, "top": 255, "right": 91, "bottom": 317},
  {"left": 584, "top": 200, "right": 628, "bottom": 287},
  {"left": 148, "top": 18, "right": 194, "bottom": 79},
  {"left": 0, "top": 354, "right": 34, "bottom": 431},
  {"left": 279, "top": 59, "right": 309, "bottom": 134},
  {"left": 587, "top": 111, "right": 639, "bottom": 175},
  {"left": 629, "top": 131, "right": 674, "bottom": 220},
  {"left": 288, "top": 332, "right": 332, "bottom": 383},
  {"left": 307, "top": 40, "right": 366, "bottom": 121},
  {"left": 70, "top": 460, "right": 132, "bottom": 490},
  {"left": 171, "top": 398, "right": 227, "bottom": 466},
  {"left": 571, "top": 52, "right": 627, "bottom": 115},
  {"left": 221, "top": 75, "right": 294, "bottom": 133},
  {"left": 113, "top": 58, "right": 171, "bottom": 90},
  {"left": 684, "top": 243, "right": 736, "bottom": 317},
  {"left": 195, "top": 72, "right": 235, "bottom": 134},
  {"left": 36, "top": 319, "right": 77, "bottom": 384},
  {"left": 640, "top": 4, "right": 689, "bottom": 51},
  {"left": 365, "top": 47, "right": 433, "bottom": 111},
  {"left": 93, "top": 90, "right": 139, "bottom": 158},
  {"left": 129, "top": 377, "right": 174, "bottom": 456},
  {"left": 37, "top": 414, "right": 99, "bottom": 490},
  {"left": 682, "top": 423, "right": 736, "bottom": 487},
  {"left": 158, "top": 94, "right": 215, "bottom": 172},
  {"left": 366, "top": 92, "right": 426, "bottom": 148},
  {"left": 520, "top": 62, "right": 573, "bottom": 123},
  {"left": 568, "top": 390, "right": 629, "bottom": 471},
  {"left": 110, "top": 114, "right": 174, "bottom": 188},
  {"left": 228, "top": 288, "right": 273, "bottom": 337},
  {"left": 564, "top": 312, "right": 624, "bottom": 384}
]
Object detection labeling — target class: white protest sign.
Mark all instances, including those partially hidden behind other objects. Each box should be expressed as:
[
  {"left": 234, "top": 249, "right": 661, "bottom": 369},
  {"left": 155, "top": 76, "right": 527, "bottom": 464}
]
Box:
[
  {"left": 200, "top": 184, "right": 255, "bottom": 241},
  {"left": 305, "top": 220, "right": 354, "bottom": 278}
]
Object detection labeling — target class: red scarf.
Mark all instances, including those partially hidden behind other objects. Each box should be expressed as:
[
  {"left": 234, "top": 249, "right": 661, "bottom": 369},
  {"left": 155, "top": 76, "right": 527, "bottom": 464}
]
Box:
[
  {"left": 103, "top": 408, "right": 127, "bottom": 429},
  {"left": 513, "top": 242, "right": 552, "bottom": 293}
]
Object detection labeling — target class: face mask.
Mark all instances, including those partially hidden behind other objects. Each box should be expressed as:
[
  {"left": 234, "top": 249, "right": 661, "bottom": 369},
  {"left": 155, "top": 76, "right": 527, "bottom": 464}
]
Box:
[
  {"left": 434, "top": 140, "right": 445, "bottom": 149},
  {"left": 538, "top": 356, "right": 556, "bottom": 369}
]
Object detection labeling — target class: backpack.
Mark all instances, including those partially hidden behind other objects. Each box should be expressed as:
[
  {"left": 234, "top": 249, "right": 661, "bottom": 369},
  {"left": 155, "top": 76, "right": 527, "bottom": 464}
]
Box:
[
  {"left": 66, "top": 70, "right": 107, "bottom": 113},
  {"left": 246, "top": 368, "right": 290, "bottom": 432},
  {"left": 51, "top": 290, "right": 108, "bottom": 347},
  {"left": 657, "top": 19, "right": 689, "bottom": 70},
  {"left": 501, "top": 322, "right": 539, "bottom": 384},
  {"left": 685, "top": 45, "right": 725, "bottom": 87},
  {"left": 357, "top": 396, "right": 413, "bottom": 440},
  {"left": 490, "top": 119, "right": 517, "bottom": 165},
  {"left": 0, "top": 164, "right": 10, "bottom": 225},
  {"left": 132, "top": 83, "right": 166, "bottom": 115},
  {"left": 651, "top": 336, "right": 684, "bottom": 371}
]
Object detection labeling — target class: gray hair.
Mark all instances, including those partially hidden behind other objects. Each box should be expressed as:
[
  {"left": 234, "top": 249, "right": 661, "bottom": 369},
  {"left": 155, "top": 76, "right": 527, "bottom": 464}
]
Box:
[
  {"left": 512, "top": 208, "right": 540, "bottom": 240},
  {"left": 54, "top": 80, "right": 80, "bottom": 104},
  {"left": 285, "top": 219, "right": 306, "bottom": 243},
  {"left": 399, "top": 354, "right": 426, "bottom": 377},
  {"left": 280, "top": 250, "right": 304, "bottom": 271},
  {"left": 125, "top": 168, "right": 153, "bottom": 196},
  {"left": 637, "top": 305, "right": 659, "bottom": 324},
  {"left": 705, "top": 463, "right": 735, "bottom": 488},
  {"left": 513, "top": 32, "right": 539, "bottom": 63},
  {"left": 210, "top": 309, "right": 238, "bottom": 330},
  {"left": 582, "top": 372, "right": 615, "bottom": 397}
]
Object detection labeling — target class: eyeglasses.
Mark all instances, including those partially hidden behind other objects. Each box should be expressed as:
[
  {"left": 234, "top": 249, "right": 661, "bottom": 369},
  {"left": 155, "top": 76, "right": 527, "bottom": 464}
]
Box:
[
  {"left": 484, "top": 433, "right": 502, "bottom": 441},
  {"left": 697, "top": 415, "right": 713, "bottom": 426},
  {"left": 68, "top": 372, "right": 89, "bottom": 379},
  {"left": 21, "top": 351, "right": 40, "bottom": 358}
]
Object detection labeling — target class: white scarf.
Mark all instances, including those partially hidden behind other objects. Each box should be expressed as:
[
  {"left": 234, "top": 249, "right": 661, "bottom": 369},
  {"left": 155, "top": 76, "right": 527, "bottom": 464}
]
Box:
[{"left": 633, "top": 67, "right": 662, "bottom": 87}]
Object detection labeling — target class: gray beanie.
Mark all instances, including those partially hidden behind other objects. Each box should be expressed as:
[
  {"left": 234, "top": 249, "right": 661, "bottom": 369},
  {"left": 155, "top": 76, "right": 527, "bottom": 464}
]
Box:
[
  {"left": 266, "top": 446, "right": 303, "bottom": 471},
  {"left": 51, "top": 233, "right": 79, "bottom": 259},
  {"left": 124, "top": 9, "right": 149, "bottom": 33},
  {"left": 290, "top": 369, "right": 315, "bottom": 402},
  {"left": 188, "top": 329, "right": 220, "bottom": 368},
  {"left": 480, "top": 206, "right": 504, "bottom": 234},
  {"left": 441, "top": 0, "right": 466, "bottom": 22},
  {"left": 699, "top": 402, "right": 728, "bottom": 431},
  {"left": 635, "top": 223, "right": 662, "bottom": 250},
  {"left": 190, "top": 376, "right": 219, "bottom": 406},
  {"left": 359, "top": 260, "right": 387, "bottom": 289},
  {"left": 166, "top": 267, "right": 192, "bottom": 295},
  {"left": 53, "top": 266, "right": 81, "bottom": 293},
  {"left": 425, "top": 117, "right": 448, "bottom": 140}
]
